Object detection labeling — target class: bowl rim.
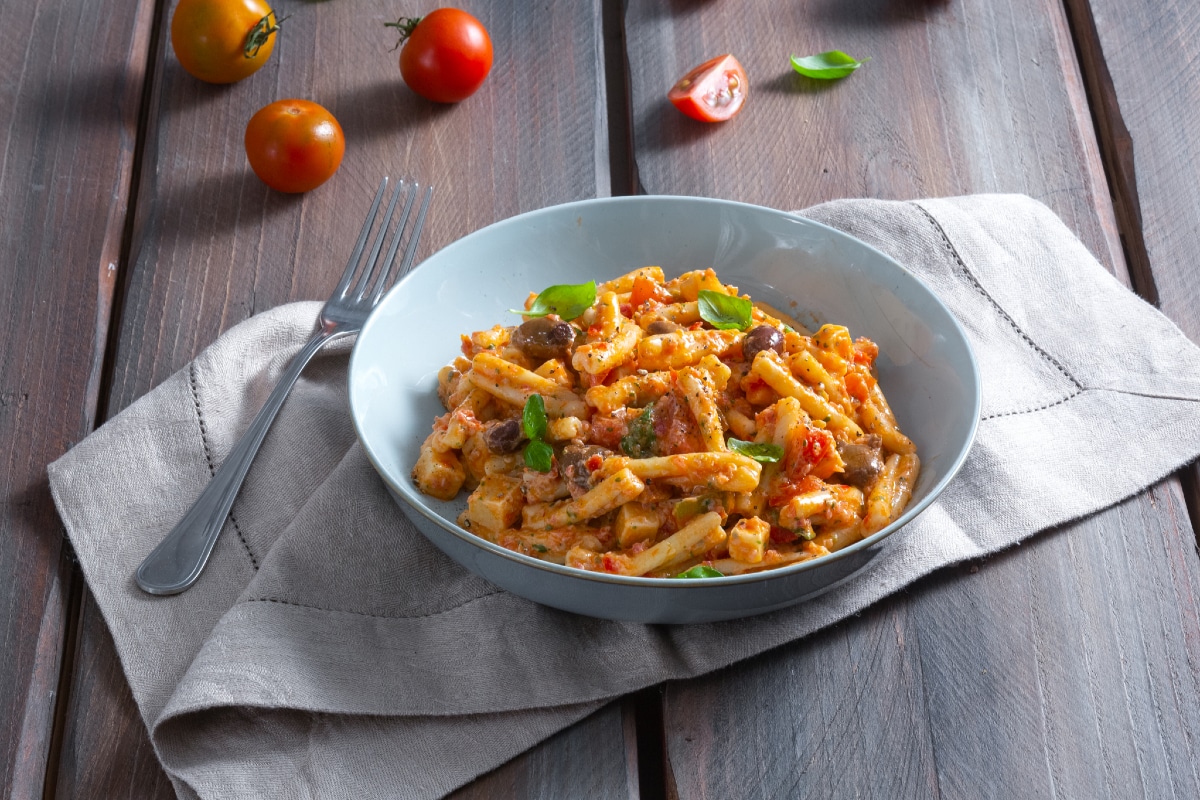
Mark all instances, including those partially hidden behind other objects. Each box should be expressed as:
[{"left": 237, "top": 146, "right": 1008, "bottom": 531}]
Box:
[{"left": 349, "top": 194, "right": 981, "bottom": 588}]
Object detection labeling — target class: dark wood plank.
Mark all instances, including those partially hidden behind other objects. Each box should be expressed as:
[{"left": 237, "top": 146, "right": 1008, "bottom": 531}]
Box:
[
  {"left": 450, "top": 703, "right": 637, "bottom": 800},
  {"left": 664, "top": 486, "right": 1200, "bottom": 799},
  {"left": 0, "top": 0, "right": 154, "bottom": 794},
  {"left": 627, "top": 0, "right": 1122, "bottom": 279},
  {"left": 54, "top": 1, "right": 634, "bottom": 796},
  {"left": 51, "top": 595, "right": 175, "bottom": 799},
  {"left": 1073, "top": 0, "right": 1200, "bottom": 336},
  {"left": 1072, "top": 0, "right": 1200, "bottom": 542},
  {"left": 623, "top": 0, "right": 1200, "bottom": 795}
]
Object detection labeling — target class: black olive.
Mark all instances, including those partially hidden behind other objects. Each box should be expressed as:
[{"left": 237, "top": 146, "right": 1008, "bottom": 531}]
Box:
[
  {"left": 645, "top": 319, "right": 681, "bottom": 335},
  {"left": 742, "top": 324, "right": 784, "bottom": 361},
  {"left": 484, "top": 418, "right": 525, "bottom": 454},
  {"left": 837, "top": 435, "right": 885, "bottom": 488},
  {"left": 558, "top": 444, "right": 611, "bottom": 492},
  {"left": 512, "top": 317, "right": 575, "bottom": 361}
]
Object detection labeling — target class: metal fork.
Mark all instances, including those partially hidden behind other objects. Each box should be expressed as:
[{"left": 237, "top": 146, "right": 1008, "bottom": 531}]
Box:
[{"left": 136, "top": 176, "right": 432, "bottom": 596}]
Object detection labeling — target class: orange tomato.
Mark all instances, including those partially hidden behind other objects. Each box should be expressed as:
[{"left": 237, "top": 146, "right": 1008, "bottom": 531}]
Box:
[
  {"left": 171, "top": 0, "right": 280, "bottom": 84},
  {"left": 244, "top": 100, "right": 345, "bottom": 193}
]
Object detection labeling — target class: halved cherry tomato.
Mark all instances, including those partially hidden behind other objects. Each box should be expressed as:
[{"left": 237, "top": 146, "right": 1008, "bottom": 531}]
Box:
[
  {"left": 386, "top": 9, "right": 493, "bottom": 103},
  {"left": 667, "top": 54, "right": 748, "bottom": 122},
  {"left": 171, "top": 0, "right": 281, "bottom": 85},
  {"left": 244, "top": 100, "right": 345, "bottom": 193}
]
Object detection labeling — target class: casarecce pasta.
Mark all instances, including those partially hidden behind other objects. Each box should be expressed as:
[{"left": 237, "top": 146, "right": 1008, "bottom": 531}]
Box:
[{"left": 413, "top": 267, "right": 920, "bottom": 578}]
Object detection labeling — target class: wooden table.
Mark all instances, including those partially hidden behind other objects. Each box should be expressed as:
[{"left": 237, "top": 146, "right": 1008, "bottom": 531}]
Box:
[{"left": 4, "top": 0, "right": 1200, "bottom": 796}]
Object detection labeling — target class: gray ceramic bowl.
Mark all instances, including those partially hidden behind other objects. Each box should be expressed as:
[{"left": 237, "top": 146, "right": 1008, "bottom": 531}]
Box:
[{"left": 349, "top": 196, "right": 979, "bottom": 623}]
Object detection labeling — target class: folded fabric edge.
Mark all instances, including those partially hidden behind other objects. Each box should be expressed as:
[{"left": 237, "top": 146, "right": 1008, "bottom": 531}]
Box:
[{"left": 153, "top": 699, "right": 608, "bottom": 800}]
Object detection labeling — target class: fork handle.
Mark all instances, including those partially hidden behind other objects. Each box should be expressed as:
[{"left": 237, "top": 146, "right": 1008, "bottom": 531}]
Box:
[{"left": 135, "top": 327, "right": 345, "bottom": 595}]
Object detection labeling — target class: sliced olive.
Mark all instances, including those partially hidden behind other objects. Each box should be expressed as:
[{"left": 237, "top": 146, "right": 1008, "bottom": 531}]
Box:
[
  {"left": 558, "top": 443, "right": 610, "bottom": 492},
  {"left": 743, "top": 324, "right": 784, "bottom": 361},
  {"left": 837, "top": 434, "right": 885, "bottom": 488},
  {"left": 645, "top": 319, "right": 681, "bottom": 335},
  {"left": 484, "top": 418, "right": 525, "bottom": 454},
  {"left": 512, "top": 317, "right": 575, "bottom": 360}
]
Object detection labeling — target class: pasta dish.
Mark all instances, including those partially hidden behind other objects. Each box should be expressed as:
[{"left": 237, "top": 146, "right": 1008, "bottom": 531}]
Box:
[{"left": 413, "top": 267, "right": 919, "bottom": 578}]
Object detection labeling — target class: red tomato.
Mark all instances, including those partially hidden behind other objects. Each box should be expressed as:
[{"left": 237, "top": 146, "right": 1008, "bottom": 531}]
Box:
[
  {"left": 171, "top": 0, "right": 281, "bottom": 84},
  {"left": 667, "top": 54, "right": 748, "bottom": 122},
  {"left": 244, "top": 100, "right": 345, "bottom": 193},
  {"left": 387, "top": 9, "right": 493, "bottom": 103}
]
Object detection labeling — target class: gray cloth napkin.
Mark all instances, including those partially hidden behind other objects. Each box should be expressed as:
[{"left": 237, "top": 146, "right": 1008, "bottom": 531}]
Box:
[{"left": 49, "top": 195, "right": 1200, "bottom": 799}]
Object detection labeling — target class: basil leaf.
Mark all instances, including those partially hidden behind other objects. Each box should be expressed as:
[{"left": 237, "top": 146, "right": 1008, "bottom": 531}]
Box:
[
  {"left": 620, "top": 403, "right": 657, "bottom": 458},
  {"left": 523, "top": 394, "right": 548, "bottom": 441},
  {"left": 790, "top": 51, "right": 870, "bottom": 80},
  {"left": 674, "top": 565, "right": 724, "bottom": 579},
  {"left": 511, "top": 281, "right": 597, "bottom": 321},
  {"left": 524, "top": 439, "right": 554, "bottom": 473},
  {"left": 697, "top": 290, "right": 752, "bottom": 331},
  {"left": 728, "top": 438, "right": 784, "bottom": 463}
]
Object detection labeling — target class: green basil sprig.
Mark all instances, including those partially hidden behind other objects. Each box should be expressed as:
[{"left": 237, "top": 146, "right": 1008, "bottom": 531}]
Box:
[
  {"left": 523, "top": 393, "right": 548, "bottom": 441},
  {"left": 522, "top": 395, "right": 554, "bottom": 472},
  {"left": 790, "top": 50, "right": 870, "bottom": 80},
  {"left": 524, "top": 440, "right": 553, "bottom": 473},
  {"left": 697, "top": 290, "right": 752, "bottom": 331},
  {"left": 674, "top": 565, "right": 724, "bottom": 579},
  {"left": 511, "top": 281, "right": 597, "bottom": 321},
  {"left": 728, "top": 438, "right": 784, "bottom": 463}
]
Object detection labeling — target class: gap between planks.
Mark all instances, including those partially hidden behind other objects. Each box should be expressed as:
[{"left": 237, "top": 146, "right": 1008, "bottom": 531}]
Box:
[
  {"left": 40, "top": 0, "right": 173, "bottom": 796},
  {"left": 1059, "top": 0, "right": 1200, "bottom": 554}
]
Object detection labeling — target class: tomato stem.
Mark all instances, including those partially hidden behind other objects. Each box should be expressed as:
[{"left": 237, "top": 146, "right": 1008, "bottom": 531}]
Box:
[
  {"left": 244, "top": 12, "right": 287, "bottom": 59},
  {"left": 383, "top": 16, "right": 421, "bottom": 51}
]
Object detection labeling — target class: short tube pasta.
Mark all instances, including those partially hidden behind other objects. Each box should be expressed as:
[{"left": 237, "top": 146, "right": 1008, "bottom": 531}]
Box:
[{"left": 415, "top": 266, "right": 921, "bottom": 577}]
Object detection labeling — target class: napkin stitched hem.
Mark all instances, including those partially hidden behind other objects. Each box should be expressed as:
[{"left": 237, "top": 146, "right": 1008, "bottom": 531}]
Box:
[
  {"left": 242, "top": 590, "right": 508, "bottom": 619},
  {"left": 189, "top": 361, "right": 259, "bottom": 571},
  {"left": 913, "top": 201, "right": 1085, "bottom": 390}
]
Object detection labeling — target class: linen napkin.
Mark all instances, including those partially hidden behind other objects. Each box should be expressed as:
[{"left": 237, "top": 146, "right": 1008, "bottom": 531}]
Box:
[{"left": 49, "top": 195, "right": 1200, "bottom": 799}]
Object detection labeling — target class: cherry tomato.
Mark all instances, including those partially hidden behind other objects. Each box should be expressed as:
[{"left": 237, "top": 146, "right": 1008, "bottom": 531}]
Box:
[
  {"left": 667, "top": 54, "right": 748, "bottom": 122},
  {"left": 387, "top": 9, "right": 493, "bottom": 103},
  {"left": 171, "top": 0, "right": 281, "bottom": 84},
  {"left": 244, "top": 100, "right": 345, "bottom": 193}
]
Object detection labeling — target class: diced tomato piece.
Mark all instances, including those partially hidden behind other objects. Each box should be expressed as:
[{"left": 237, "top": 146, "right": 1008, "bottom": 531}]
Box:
[
  {"left": 853, "top": 337, "right": 879, "bottom": 366},
  {"left": 588, "top": 414, "right": 629, "bottom": 449},
  {"left": 770, "top": 525, "right": 798, "bottom": 544},
  {"left": 844, "top": 371, "right": 871, "bottom": 402},
  {"left": 630, "top": 274, "right": 672, "bottom": 309}
]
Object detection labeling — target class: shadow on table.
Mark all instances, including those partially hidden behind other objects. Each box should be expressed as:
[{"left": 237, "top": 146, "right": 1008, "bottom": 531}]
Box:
[
  {"left": 808, "top": 0, "right": 954, "bottom": 28},
  {"left": 329, "top": 80, "right": 456, "bottom": 143}
]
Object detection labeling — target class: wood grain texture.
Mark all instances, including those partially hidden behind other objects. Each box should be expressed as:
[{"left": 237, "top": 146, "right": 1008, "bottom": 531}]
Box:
[
  {"left": 663, "top": 488, "right": 1200, "bottom": 799},
  {"left": 1078, "top": 0, "right": 1200, "bottom": 336},
  {"left": 53, "top": 1, "right": 629, "bottom": 796},
  {"left": 1075, "top": 0, "right": 1200, "bottom": 547},
  {"left": 52, "top": 596, "right": 176, "bottom": 800},
  {"left": 450, "top": 703, "right": 636, "bottom": 800},
  {"left": 627, "top": 0, "right": 1122, "bottom": 279},
  {"left": 0, "top": 0, "right": 153, "bottom": 794},
  {"left": 623, "top": 0, "right": 1200, "bottom": 796},
  {"left": 108, "top": 0, "right": 612, "bottom": 405}
]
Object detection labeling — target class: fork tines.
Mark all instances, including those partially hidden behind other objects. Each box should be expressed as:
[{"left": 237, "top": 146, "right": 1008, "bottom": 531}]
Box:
[{"left": 337, "top": 177, "right": 433, "bottom": 306}]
